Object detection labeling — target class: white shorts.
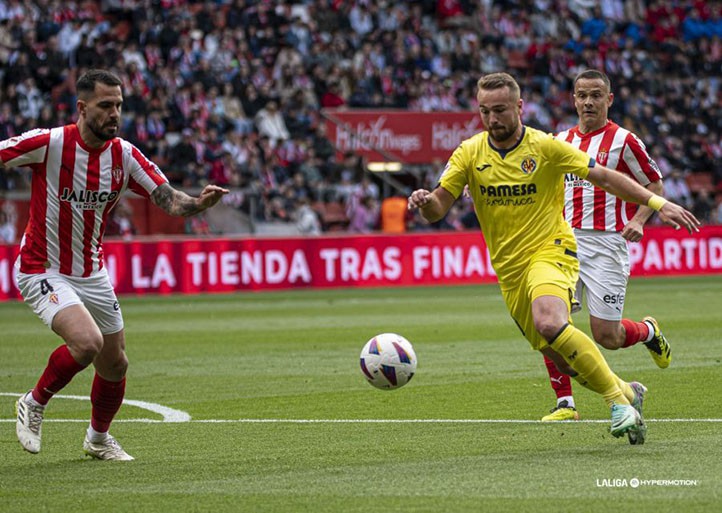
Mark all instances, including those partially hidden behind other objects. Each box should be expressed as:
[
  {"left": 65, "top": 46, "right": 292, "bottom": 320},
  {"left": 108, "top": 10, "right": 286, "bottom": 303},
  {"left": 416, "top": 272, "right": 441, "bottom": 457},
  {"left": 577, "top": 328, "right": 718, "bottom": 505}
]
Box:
[
  {"left": 15, "top": 267, "right": 124, "bottom": 334},
  {"left": 573, "top": 230, "right": 630, "bottom": 322}
]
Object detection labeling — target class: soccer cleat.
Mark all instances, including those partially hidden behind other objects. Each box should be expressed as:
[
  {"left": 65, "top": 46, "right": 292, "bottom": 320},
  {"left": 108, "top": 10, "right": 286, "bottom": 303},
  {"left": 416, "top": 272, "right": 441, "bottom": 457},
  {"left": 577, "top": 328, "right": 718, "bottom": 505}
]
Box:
[
  {"left": 15, "top": 391, "right": 45, "bottom": 454},
  {"left": 609, "top": 403, "right": 643, "bottom": 440},
  {"left": 83, "top": 434, "right": 135, "bottom": 461},
  {"left": 629, "top": 382, "right": 647, "bottom": 416},
  {"left": 642, "top": 316, "right": 671, "bottom": 369},
  {"left": 541, "top": 400, "right": 580, "bottom": 422},
  {"left": 627, "top": 382, "right": 648, "bottom": 445}
]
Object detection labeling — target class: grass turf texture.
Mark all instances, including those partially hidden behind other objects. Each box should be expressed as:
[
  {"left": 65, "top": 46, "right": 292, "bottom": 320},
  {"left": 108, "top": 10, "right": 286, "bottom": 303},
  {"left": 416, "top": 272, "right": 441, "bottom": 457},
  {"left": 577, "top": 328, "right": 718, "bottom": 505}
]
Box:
[{"left": 1, "top": 276, "right": 721, "bottom": 512}]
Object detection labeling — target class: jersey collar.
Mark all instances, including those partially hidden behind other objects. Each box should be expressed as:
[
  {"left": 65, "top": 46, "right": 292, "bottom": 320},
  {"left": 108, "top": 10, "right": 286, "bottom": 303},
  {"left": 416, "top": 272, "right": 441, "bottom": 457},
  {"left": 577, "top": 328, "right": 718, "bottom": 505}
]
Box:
[
  {"left": 574, "top": 119, "right": 613, "bottom": 139},
  {"left": 488, "top": 126, "right": 526, "bottom": 159}
]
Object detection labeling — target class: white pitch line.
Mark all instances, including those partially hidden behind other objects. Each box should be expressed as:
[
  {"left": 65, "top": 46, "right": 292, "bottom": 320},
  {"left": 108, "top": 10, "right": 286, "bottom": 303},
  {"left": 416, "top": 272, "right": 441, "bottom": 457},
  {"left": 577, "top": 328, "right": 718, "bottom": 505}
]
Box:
[
  {"left": 2, "top": 391, "right": 720, "bottom": 424},
  {"left": 0, "top": 418, "right": 721, "bottom": 424},
  {"left": 0, "top": 392, "right": 190, "bottom": 422}
]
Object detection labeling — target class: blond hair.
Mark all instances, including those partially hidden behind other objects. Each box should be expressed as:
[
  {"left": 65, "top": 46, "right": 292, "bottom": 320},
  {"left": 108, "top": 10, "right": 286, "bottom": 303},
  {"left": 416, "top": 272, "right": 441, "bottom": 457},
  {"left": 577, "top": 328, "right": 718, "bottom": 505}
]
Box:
[{"left": 477, "top": 73, "right": 521, "bottom": 101}]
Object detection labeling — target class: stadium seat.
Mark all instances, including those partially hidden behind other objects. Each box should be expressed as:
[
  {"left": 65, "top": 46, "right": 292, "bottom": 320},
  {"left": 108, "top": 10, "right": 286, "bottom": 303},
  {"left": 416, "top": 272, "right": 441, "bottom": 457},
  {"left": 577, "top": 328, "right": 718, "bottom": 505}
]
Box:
[
  {"left": 321, "top": 201, "right": 349, "bottom": 231},
  {"left": 685, "top": 172, "right": 714, "bottom": 193}
]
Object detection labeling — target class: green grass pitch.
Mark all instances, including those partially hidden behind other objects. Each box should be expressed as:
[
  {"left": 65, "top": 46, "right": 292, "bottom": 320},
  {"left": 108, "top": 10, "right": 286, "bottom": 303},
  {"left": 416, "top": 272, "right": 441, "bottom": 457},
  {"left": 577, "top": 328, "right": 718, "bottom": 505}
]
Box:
[{"left": 1, "top": 276, "right": 721, "bottom": 512}]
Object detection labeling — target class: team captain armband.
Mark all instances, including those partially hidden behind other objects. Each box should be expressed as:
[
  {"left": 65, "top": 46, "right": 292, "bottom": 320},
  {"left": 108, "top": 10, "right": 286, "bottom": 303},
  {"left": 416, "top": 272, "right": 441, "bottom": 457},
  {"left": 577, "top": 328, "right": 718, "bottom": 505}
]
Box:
[{"left": 647, "top": 194, "right": 668, "bottom": 211}]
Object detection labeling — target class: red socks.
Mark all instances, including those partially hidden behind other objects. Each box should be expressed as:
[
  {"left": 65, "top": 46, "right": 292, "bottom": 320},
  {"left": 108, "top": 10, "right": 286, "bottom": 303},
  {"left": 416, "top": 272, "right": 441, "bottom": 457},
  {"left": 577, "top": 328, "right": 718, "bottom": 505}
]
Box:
[
  {"left": 32, "top": 345, "right": 86, "bottom": 405},
  {"left": 543, "top": 355, "right": 572, "bottom": 398},
  {"left": 90, "top": 374, "right": 126, "bottom": 433},
  {"left": 621, "top": 319, "right": 651, "bottom": 348},
  {"left": 30, "top": 345, "right": 126, "bottom": 433}
]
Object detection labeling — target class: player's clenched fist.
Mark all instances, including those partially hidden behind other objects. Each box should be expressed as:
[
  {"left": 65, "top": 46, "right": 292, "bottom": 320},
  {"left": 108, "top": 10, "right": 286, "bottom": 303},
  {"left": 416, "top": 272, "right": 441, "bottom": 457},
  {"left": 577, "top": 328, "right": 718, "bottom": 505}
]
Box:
[{"left": 408, "top": 189, "right": 432, "bottom": 210}]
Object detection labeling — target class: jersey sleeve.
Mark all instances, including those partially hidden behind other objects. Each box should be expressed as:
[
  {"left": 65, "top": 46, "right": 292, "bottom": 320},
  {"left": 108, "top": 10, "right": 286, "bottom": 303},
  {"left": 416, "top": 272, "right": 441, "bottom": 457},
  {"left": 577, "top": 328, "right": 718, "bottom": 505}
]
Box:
[
  {"left": 124, "top": 142, "right": 169, "bottom": 198},
  {"left": 0, "top": 129, "right": 50, "bottom": 168},
  {"left": 438, "top": 141, "right": 472, "bottom": 198},
  {"left": 548, "top": 137, "right": 594, "bottom": 179},
  {"left": 621, "top": 132, "right": 662, "bottom": 186}
]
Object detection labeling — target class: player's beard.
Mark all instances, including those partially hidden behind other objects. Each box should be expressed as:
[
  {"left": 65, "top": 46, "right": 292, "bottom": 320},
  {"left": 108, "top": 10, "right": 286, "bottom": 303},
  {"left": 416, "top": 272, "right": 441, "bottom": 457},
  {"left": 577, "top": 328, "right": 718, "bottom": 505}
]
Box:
[
  {"left": 87, "top": 117, "right": 119, "bottom": 141},
  {"left": 489, "top": 119, "right": 519, "bottom": 145}
]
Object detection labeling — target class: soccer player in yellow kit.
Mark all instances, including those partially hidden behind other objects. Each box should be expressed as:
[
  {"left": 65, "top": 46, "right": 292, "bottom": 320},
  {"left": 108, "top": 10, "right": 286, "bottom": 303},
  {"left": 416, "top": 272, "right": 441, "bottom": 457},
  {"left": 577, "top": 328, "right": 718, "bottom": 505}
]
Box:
[{"left": 407, "top": 72, "right": 700, "bottom": 444}]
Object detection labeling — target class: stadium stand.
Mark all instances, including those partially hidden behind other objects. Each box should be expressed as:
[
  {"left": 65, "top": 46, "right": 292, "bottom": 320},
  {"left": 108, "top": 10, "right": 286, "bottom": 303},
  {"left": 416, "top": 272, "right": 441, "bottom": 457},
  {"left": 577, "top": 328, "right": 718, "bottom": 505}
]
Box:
[{"left": 0, "top": 0, "right": 721, "bottom": 239}]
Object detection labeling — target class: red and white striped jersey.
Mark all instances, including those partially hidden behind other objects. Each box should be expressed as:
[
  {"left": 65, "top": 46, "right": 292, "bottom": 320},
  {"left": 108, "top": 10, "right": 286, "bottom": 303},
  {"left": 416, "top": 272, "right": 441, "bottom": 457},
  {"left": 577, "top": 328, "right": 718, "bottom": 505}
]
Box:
[
  {"left": 556, "top": 120, "right": 662, "bottom": 232},
  {"left": 0, "top": 124, "right": 168, "bottom": 276}
]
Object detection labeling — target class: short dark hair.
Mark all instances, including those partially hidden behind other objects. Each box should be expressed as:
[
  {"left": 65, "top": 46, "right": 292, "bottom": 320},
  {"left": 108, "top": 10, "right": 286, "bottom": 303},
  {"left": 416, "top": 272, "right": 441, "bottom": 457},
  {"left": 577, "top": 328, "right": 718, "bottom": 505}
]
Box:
[
  {"left": 573, "top": 69, "right": 611, "bottom": 91},
  {"left": 76, "top": 69, "right": 122, "bottom": 98}
]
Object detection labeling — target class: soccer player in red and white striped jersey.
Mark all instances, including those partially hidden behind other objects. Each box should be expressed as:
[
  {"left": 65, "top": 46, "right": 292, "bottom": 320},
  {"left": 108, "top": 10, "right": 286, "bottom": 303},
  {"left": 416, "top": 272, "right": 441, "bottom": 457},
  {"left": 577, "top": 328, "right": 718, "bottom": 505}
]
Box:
[
  {"left": 4, "top": 69, "right": 228, "bottom": 459},
  {"left": 541, "top": 69, "right": 672, "bottom": 422}
]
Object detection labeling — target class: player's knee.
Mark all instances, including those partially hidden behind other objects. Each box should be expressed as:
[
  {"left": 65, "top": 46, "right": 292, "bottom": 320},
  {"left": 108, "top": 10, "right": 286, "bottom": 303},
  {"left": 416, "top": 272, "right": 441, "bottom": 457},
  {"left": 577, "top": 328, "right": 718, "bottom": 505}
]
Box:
[
  {"left": 534, "top": 318, "right": 565, "bottom": 342},
  {"left": 96, "top": 350, "right": 129, "bottom": 381},
  {"left": 113, "top": 352, "right": 129, "bottom": 377},
  {"left": 68, "top": 332, "right": 104, "bottom": 365}
]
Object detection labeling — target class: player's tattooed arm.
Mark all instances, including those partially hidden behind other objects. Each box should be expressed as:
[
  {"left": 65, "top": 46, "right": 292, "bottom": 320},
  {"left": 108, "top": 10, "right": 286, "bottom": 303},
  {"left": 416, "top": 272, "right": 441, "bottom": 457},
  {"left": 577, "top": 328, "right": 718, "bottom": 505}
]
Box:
[{"left": 151, "top": 183, "right": 229, "bottom": 217}]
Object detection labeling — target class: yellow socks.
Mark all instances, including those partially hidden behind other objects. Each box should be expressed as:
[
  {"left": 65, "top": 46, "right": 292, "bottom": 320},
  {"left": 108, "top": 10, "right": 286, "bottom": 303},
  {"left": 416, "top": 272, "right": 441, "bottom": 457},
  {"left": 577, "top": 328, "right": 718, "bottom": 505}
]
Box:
[{"left": 551, "top": 324, "right": 631, "bottom": 407}]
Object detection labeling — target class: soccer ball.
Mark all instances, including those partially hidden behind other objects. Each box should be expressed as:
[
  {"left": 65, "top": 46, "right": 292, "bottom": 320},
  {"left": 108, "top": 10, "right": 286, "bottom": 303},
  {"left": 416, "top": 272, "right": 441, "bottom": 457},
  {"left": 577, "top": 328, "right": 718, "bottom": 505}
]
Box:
[{"left": 359, "top": 333, "right": 417, "bottom": 390}]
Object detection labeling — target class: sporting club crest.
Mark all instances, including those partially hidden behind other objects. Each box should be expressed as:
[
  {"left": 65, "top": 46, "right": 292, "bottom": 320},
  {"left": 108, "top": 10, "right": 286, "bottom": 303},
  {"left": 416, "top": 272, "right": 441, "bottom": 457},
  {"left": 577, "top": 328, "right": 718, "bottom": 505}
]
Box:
[
  {"left": 597, "top": 148, "right": 609, "bottom": 166},
  {"left": 520, "top": 156, "right": 537, "bottom": 174},
  {"left": 111, "top": 165, "right": 123, "bottom": 184}
]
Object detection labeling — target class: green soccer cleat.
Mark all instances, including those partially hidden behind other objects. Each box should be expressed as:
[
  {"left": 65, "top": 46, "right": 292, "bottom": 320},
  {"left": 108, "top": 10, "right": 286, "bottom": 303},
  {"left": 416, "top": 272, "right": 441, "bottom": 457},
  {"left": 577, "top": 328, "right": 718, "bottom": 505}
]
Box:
[
  {"left": 541, "top": 400, "right": 580, "bottom": 422},
  {"left": 610, "top": 403, "right": 643, "bottom": 440},
  {"left": 643, "top": 316, "right": 672, "bottom": 369}
]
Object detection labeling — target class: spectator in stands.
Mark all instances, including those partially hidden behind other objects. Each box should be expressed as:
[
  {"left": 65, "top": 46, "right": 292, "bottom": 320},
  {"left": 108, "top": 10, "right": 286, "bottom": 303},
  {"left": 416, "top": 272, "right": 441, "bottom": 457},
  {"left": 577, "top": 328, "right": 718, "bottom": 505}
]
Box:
[
  {"left": 186, "top": 212, "right": 211, "bottom": 236},
  {"left": 221, "top": 83, "right": 253, "bottom": 135},
  {"left": 0, "top": 209, "right": 16, "bottom": 243},
  {"left": 105, "top": 199, "right": 136, "bottom": 240},
  {"left": 664, "top": 170, "right": 693, "bottom": 210},
  {"left": 380, "top": 196, "right": 409, "bottom": 233},
  {"left": 715, "top": 200, "right": 722, "bottom": 225},
  {"left": 295, "top": 197, "right": 322, "bottom": 235},
  {"left": 0, "top": 0, "right": 720, "bottom": 231},
  {"left": 168, "top": 128, "right": 199, "bottom": 185},
  {"left": 347, "top": 195, "right": 379, "bottom": 233},
  {"left": 254, "top": 100, "right": 290, "bottom": 148},
  {"left": 692, "top": 189, "right": 716, "bottom": 224}
]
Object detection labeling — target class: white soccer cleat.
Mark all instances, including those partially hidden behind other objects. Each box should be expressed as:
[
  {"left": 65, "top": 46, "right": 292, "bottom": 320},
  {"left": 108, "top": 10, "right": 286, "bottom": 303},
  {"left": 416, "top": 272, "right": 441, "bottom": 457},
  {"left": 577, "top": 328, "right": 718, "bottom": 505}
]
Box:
[
  {"left": 16, "top": 391, "right": 45, "bottom": 454},
  {"left": 83, "top": 434, "right": 135, "bottom": 461}
]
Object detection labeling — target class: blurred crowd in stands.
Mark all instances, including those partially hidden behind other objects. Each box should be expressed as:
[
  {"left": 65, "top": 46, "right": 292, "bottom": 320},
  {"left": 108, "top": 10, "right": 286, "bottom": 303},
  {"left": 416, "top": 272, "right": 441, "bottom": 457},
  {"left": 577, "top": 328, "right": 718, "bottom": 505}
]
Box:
[{"left": 1, "top": 0, "right": 722, "bottom": 239}]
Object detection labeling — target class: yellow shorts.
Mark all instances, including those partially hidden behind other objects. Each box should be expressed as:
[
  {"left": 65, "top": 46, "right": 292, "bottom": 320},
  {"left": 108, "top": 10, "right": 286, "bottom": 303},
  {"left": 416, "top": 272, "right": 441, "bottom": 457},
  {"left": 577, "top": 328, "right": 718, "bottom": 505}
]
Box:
[{"left": 500, "top": 243, "right": 579, "bottom": 351}]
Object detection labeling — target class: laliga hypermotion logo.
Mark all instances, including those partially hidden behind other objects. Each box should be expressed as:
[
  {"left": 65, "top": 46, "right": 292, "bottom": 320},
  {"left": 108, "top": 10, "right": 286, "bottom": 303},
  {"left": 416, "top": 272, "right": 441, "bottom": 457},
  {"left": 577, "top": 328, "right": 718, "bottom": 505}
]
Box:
[{"left": 520, "top": 156, "right": 537, "bottom": 174}]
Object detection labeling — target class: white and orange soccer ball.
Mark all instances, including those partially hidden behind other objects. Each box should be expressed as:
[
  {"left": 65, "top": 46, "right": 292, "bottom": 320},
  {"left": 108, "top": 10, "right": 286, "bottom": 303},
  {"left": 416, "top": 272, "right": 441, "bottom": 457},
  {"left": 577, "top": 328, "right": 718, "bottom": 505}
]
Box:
[{"left": 360, "top": 333, "right": 417, "bottom": 390}]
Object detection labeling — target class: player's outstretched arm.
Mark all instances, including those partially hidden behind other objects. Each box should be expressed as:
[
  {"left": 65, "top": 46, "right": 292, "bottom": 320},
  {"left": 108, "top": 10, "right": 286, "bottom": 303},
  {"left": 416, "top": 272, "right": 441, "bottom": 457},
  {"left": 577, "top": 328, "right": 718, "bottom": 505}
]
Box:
[
  {"left": 151, "top": 183, "right": 229, "bottom": 217},
  {"left": 407, "top": 187, "right": 456, "bottom": 223},
  {"left": 621, "top": 180, "right": 664, "bottom": 242},
  {"left": 586, "top": 165, "right": 700, "bottom": 234}
]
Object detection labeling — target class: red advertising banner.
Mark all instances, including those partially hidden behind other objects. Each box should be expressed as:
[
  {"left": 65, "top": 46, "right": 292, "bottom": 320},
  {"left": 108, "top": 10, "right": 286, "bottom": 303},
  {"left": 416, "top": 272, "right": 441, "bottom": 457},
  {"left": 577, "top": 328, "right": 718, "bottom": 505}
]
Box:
[
  {"left": 324, "top": 110, "right": 482, "bottom": 164},
  {"left": 1, "top": 226, "right": 721, "bottom": 301}
]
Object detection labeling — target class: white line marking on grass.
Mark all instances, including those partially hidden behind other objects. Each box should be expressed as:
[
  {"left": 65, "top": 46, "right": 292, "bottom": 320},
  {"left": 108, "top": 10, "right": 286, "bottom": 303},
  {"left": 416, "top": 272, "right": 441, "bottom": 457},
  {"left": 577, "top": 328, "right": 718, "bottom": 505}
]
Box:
[
  {"left": 184, "top": 418, "right": 722, "bottom": 424},
  {"left": 0, "top": 392, "right": 190, "bottom": 422},
  {"left": 2, "top": 392, "right": 720, "bottom": 424}
]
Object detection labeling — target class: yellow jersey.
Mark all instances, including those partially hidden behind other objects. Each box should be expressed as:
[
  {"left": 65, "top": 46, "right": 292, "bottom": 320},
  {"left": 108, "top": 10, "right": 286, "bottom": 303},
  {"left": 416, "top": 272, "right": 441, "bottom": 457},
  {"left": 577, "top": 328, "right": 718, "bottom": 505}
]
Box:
[{"left": 439, "top": 126, "right": 593, "bottom": 288}]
